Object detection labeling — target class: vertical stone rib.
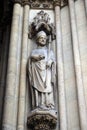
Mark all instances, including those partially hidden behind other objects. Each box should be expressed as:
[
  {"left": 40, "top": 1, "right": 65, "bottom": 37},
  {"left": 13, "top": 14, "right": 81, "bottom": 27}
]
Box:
[
  {"left": 16, "top": 7, "right": 23, "bottom": 103},
  {"left": 17, "top": 5, "right": 30, "bottom": 130},
  {"left": 2, "top": 3, "right": 22, "bottom": 130},
  {"left": 84, "top": 0, "right": 87, "bottom": 14},
  {"left": 55, "top": 5, "right": 67, "bottom": 130},
  {"left": 68, "top": 0, "right": 87, "bottom": 130}
]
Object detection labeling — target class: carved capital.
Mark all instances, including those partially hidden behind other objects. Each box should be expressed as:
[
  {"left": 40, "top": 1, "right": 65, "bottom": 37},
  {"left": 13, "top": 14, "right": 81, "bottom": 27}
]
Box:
[
  {"left": 61, "top": 0, "right": 68, "bottom": 7},
  {"left": 53, "top": 0, "right": 61, "bottom": 7},
  {"left": 22, "top": 0, "right": 30, "bottom": 5},
  {"left": 14, "top": 0, "right": 22, "bottom": 4},
  {"left": 14, "top": 0, "right": 30, "bottom": 6}
]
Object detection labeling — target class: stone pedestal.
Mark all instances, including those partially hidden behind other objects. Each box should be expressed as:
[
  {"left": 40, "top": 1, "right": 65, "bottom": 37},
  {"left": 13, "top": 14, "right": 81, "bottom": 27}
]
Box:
[{"left": 27, "top": 109, "right": 57, "bottom": 130}]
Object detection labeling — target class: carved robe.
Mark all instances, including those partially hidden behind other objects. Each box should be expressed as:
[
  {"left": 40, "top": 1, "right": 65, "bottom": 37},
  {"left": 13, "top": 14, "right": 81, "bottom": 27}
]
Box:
[{"left": 28, "top": 46, "right": 56, "bottom": 109}]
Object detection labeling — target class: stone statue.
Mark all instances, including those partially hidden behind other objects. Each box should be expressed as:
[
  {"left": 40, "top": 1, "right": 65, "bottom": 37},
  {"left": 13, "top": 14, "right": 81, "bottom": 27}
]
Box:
[
  {"left": 27, "top": 11, "right": 57, "bottom": 130},
  {"left": 28, "top": 31, "right": 56, "bottom": 110}
]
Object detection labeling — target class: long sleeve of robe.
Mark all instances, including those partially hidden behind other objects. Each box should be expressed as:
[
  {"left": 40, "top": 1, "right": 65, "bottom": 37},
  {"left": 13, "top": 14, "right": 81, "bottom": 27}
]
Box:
[{"left": 29, "top": 47, "right": 55, "bottom": 93}]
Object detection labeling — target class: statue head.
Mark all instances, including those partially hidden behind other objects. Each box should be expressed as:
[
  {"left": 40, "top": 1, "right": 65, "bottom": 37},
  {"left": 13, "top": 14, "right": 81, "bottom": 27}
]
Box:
[{"left": 36, "top": 31, "right": 47, "bottom": 46}]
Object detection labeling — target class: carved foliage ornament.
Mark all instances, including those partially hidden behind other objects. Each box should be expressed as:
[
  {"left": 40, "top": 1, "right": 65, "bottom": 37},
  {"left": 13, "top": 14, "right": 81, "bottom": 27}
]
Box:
[
  {"left": 27, "top": 112, "right": 57, "bottom": 130},
  {"left": 13, "top": 0, "right": 68, "bottom": 8},
  {"left": 29, "top": 0, "right": 68, "bottom": 8}
]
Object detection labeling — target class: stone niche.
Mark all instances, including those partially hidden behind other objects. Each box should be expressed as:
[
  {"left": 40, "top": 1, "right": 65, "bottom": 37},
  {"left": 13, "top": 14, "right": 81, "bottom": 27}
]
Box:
[{"left": 27, "top": 10, "right": 57, "bottom": 130}]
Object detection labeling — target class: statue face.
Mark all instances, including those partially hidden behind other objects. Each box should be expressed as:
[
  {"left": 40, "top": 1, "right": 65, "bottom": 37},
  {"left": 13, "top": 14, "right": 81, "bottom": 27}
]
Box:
[{"left": 37, "top": 35, "right": 47, "bottom": 46}]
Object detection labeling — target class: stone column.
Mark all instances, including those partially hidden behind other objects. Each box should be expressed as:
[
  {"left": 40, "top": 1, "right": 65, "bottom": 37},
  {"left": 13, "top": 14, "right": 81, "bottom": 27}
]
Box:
[
  {"left": 2, "top": 2, "right": 23, "bottom": 130},
  {"left": 54, "top": 1, "right": 67, "bottom": 130},
  {"left": 84, "top": 0, "right": 87, "bottom": 14},
  {"left": 68, "top": 0, "right": 87, "bottom": 130},
  {"left": 17, "top": 2, "right": 30, "bottom": 130}
]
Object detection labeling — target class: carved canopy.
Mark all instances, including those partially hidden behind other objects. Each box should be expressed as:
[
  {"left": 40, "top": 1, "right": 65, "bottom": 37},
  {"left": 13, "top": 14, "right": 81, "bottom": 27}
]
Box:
[{"left": 29, "top": 10, "right": 56, "bottom": 40}]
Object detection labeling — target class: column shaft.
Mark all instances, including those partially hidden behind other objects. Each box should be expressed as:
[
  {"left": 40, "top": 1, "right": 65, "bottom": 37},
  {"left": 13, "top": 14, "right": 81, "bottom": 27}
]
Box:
[
  {"left": 84, "top": 0, "right": 87, "bottom": 14},
  {"left": 68, "top": 0, "right": 87, "bottom": 130},
  {"left": 55, "top": 5, "right": 67, "bottom": 130},
  {"left": 17, "top": 5, "right": 30, "bottom": 130},
  {"left": 2, "top": 3, "right": 22, "bottom": 130}
]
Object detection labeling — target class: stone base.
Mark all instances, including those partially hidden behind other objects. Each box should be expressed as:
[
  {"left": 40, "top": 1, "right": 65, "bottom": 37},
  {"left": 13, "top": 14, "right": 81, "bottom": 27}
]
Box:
[{"left": 27, "top": 108, "right": 57, "bottom": 130}]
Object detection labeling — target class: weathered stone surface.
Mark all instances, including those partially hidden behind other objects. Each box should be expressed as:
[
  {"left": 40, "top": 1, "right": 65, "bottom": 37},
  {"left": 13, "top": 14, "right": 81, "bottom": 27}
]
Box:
[
  {"left": 55, "top": 5, "right": 67, "bottom": 130},
  {"left": 68, "top": 0, "right": 87, "bottom": 130},
  {"left": 27, "top": 11, "right": 57, "bottom": 130},
  {"left": 75, "top": 0, "right": 87, "bottom": 108},
  {"left": 1, "top": 1, "right": 87, "bottom": 130},
  {"left": 61, "top": 5, "right": 80, "bottom": 130},
  {"left": 2, "top": 3, "right": 23, "bottom": 130},
  {"left": 17, "top": 4, "right": 30, "bottom": 130}
]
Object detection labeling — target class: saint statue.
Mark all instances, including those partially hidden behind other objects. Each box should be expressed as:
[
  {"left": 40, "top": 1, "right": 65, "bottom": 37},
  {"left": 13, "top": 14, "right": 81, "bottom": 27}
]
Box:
[
  {"left": 27, "top": 12, "right": 57, "bottom": 130},
  {"left": 28, "top": 31, "right": 56, "bottom": 110}
]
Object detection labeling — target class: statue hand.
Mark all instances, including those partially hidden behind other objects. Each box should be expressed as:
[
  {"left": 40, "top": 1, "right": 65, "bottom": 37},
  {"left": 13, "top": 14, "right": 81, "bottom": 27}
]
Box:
[
  {"left": 39, "top": 55, "right": 45, "bottom": 60},
  {"left": 46, "top": 60, "right": 54, "bottom": 68},
  {"left": 31, "top": 55, "right": 45, "bottom": 61}
]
